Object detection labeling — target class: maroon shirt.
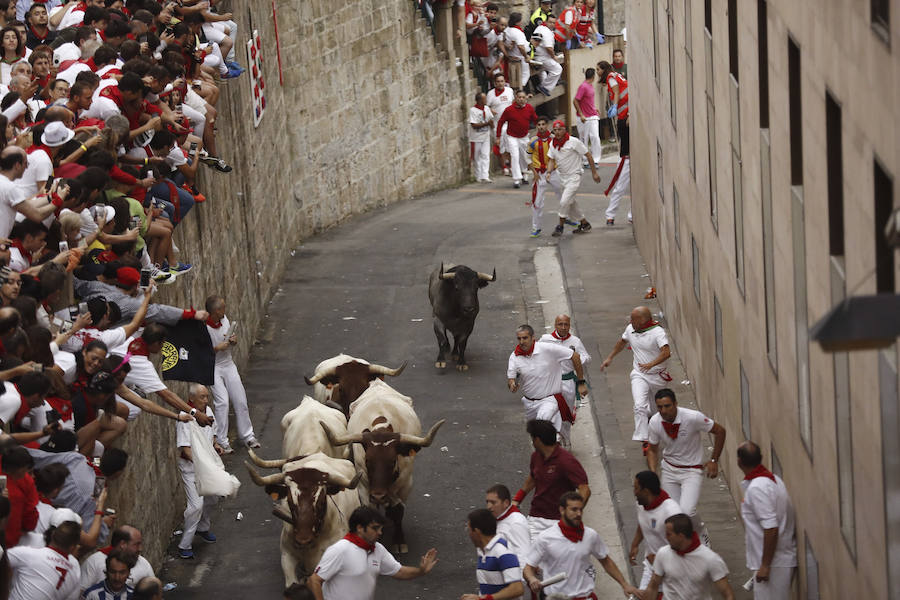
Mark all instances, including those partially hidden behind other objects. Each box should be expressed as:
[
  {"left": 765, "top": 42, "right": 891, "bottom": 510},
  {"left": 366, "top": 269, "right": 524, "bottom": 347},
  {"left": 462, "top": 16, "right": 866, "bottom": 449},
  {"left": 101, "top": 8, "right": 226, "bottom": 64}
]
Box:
[
  {"left": 496, "top": 103, "right": 538, "bottom": 138},
  {"left": 528, "top": 445, "right": 589, "bottom": 519}
]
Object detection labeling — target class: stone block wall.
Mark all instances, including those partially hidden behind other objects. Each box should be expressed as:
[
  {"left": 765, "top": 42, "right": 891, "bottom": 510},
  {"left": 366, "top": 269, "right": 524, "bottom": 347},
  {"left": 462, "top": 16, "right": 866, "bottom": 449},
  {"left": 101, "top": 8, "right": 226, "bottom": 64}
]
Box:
[{"left": 106, "top": 0, "right": 472, "bottom": 568}]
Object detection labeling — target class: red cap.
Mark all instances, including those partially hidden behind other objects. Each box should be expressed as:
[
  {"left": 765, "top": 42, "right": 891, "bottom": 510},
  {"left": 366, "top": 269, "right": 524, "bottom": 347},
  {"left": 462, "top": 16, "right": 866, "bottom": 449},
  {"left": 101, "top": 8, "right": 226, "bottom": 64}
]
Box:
[
  {"left": 552, "top": 120, "right": 566, "bottom": 128},
  {"left": 116, "top": 267, "right": 140, "bottom": 287}
]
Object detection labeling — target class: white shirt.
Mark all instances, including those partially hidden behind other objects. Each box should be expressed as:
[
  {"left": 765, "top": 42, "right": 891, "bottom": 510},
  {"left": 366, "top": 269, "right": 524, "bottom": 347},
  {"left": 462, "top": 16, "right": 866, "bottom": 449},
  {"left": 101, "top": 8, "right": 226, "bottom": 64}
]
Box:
[
  {"left": 547, "top": 136, "right": 589, "bottom": 178},
  {"left": 507, "top": 341, "right": 574, "bottom": 399},
  {"left": 486, "top": 86, "right": 514, "bottom": 123},
  {"left": 80, "top": 551, "right": 154, "bottom": 592},
  {"left": 0, "top": 381, "right": 21, "bottom": 425},
  {"left": 16, "top": 147, "right": 53, "bottom": 201},
  {"left": 56, "top": 62, "right": 91, "bottom": 86},
  {"left": 7, "top": 545, "right": 81, "bottom": 600},
  {"left": 314, "top": 538, "right": 401, "bottom": 600},
  {"left": 652, "top": 543, "right": 729, "bottom": 600},
  {"left": 532, "top": 24, "right": 556, "bottom": 62},
  {"left": 56, "top": 4, "right": 85, "bottom": 29},
  {"left": 648, "top": 408, "right": 714, "bottom": 467},
  {"left": 468, "top": 105, "right": 494, "bottom": 143},
  {"left": 113, "top": 338, "right": 167, "bottom": 395},
  {"left": 621, "top": 323, "right": 670, "bottom": 374},
  {"left": 496, "top": 506, "right": 531, "bottom": 567},
  {"left": 740, "top": 474, "right": 798, "bottom": 569},
  {"left": 503, "top": 26, "right": 528, "bottom": 62},
  {"left": 206, "top": 316, "right": 236, "bottom": 367},
  {"left": 0, "top": 173, "right": 24, "bottom": 239},
  {"left": 60, "top": 326, "right": 127, "bottom": 354},
  {"left": 8, "top": 246, "right": 29, "bottom": 272},
  {"left": 176, "top": 406, "right": 215, "bottom": 473},
  {"left": 636, "top": 497, "right": 682, "bottom": 555},
  {"left": 525, "top": 523, "right": 609, "bottom": 597},
  {"left": 538, "top": 331, "right": 590, "bottom": 374}
]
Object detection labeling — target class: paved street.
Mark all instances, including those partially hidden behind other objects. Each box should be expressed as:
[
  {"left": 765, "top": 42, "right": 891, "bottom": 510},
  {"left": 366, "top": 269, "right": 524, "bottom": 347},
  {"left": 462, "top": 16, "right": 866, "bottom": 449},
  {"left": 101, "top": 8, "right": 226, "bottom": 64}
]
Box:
[{"left": 162, "top": 167, "right": 751, "bottom": 598}]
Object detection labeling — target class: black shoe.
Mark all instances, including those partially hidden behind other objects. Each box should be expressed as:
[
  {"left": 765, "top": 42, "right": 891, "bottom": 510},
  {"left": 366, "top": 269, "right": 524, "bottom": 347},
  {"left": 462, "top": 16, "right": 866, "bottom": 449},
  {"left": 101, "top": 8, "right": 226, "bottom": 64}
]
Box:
[
  {"left": 572, "top": 221, "right": 592, "bottom": 234},
  {"left": 551, "top": 225, "right": 564, "bottom": 237}
]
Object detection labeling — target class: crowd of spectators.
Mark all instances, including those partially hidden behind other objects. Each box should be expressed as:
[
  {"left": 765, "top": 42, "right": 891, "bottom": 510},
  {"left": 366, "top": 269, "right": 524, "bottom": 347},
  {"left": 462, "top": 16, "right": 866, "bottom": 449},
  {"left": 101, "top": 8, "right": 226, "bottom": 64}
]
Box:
[{"left": 0, "top": 0, "right": 248, "bottom": 597}]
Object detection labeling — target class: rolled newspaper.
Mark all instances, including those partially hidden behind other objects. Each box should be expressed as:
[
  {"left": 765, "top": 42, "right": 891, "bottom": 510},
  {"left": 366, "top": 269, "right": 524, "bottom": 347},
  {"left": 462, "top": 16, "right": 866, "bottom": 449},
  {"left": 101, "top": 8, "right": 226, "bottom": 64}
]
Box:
[{"left": 539, "top": 572, "right": 567, "bottom": 587}]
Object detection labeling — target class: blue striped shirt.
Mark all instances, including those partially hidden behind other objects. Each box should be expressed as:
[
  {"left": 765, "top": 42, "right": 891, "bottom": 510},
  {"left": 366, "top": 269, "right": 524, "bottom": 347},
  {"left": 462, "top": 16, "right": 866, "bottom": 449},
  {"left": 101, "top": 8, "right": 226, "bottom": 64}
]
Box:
[
  {"left": 476, "top": 535, "right": 522, "bottom": 595},
  {"left": 81, "top": 581, "right": 133, "bottom": 600}
]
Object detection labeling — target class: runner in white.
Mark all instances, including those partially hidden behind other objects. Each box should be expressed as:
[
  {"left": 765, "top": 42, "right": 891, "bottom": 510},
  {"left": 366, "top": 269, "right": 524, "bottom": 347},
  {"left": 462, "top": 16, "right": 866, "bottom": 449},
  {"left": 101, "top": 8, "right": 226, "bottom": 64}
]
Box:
[
  {"left": 643, "top": 513, "right": 735, "bottom": 600},
  {"left": 546, "top": 119, "right": 600, "bottom": 236},
  {"left": 630, "top": 470, "right": 683, "bottom": 588},
  {"left": 736, "top": 441, "right": 797, "bottom": 600},
  {"left": 485, "top": 484, "right": 531, "bottom": 569},
  {"left": 539, "top": 314, "right": 591, "bottom": 445},
  {"left": 507, "top": 324, "right": 588, "bottom": 433},
  {"left": 485, "top": 73, "right": 515, "bottom": 176},
  {"left": 599, "top": 305, "right": 672, "bottom": 451},
  {"left": 523, "top": 492, "right": 639, "bottom": 599},
  {"left": 308, "top": 506, "right": 438, "bottom": 600},
  {"left": 647, "top": 389, "right": 726, "bottom": 545},
  {"left": 8, "top": 519, "right": 82, "bottom": 600}
]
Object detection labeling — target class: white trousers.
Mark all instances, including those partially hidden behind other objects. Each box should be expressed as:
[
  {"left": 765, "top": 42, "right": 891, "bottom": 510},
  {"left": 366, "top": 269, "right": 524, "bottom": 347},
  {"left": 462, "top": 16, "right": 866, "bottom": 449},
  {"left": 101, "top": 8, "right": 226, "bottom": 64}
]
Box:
[
  {"left": 558, "top": 378, "right": 577, "bottom": 445},
  {"left": 606, "top": 156, "right": 632, "bottom": 221},
  {"left": 508, "top": 136, "right": 530, "bottom": 183},
  {"left": 630, "top": 369, "right": 669, "bottom": 441},
  {"left": 181, "top": 102, "right": 206, "bottom": 140},
  {"left": 640, "top": 558, "right": 654, "bottom": 587},
  {"left": 497, "top": 122, "right": 509, "bottom": 154},
  {"left": 179, "top": 465, "right": 218, "bottom": 550},
  {"left": 752, "top": 566, "right": 795, "bottom": 600},
  {"left": 521, "top": 395, "right": 561, "bottom": 432},
  {"left": 661, "top": 461, "right": 704, "bottom": 518},
  {"left": 532, "top": 170, "right": 562, "bottom": 230},
  {"left": 576, "top": 117, "right": 602, "bottom": 161},
  {"left": 202, "top": 21, "right": 238, "bottom": 62},
  {"left": 557, "top": 174, "right": 584, "bottom": 221},
  {"left": 472, "top": 140, "right": 490, "bottom": 180},
  {"left": 539, "top": 59, "right": 562, "bottom": 89},
  {"left": 210, "top": 362, "right": 255, "bottom": 446},
  {"left": 527, "top": 515, "right": 557, "bottom": 539}
]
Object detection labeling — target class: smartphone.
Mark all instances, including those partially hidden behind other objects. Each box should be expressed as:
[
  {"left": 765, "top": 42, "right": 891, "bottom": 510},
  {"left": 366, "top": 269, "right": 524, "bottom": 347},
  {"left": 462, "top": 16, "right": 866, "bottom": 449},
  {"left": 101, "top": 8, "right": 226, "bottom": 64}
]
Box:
[
  {"left": 46, "top": 408, "right": 61, "bottom": 424},
  {"left": 93, "top": 476, "right": 106, "bottom": 498},
  {"left": 78, "top": 302, "right": 88, "bottom": 315},
  {"left": 58, "top": 241, "right": 68, "bottom": 253},
  {"left": 130, "top": 215, "right": 141, "bottom": 230},
  {"left": 68, "top": 305, "right": 78, "bottom": 321},
  {"left": 189, "top": 141, "right": 198, "bottom": 156},
  {"left": 225, "top": 321, "right": 237, "bottom": 338},
  {"left": 31, "top": 363, "right": 43, "bottom": 372},
  {"left": 139, "top": 267, "right": 151, "bottom": 288}
]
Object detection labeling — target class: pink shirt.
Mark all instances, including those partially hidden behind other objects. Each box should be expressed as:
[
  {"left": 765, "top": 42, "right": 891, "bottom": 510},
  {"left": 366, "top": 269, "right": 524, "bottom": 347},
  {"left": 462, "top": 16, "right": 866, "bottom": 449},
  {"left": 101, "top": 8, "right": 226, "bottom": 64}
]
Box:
[{"left": 574, "top": 80, "right": 599, "bottom": 118}]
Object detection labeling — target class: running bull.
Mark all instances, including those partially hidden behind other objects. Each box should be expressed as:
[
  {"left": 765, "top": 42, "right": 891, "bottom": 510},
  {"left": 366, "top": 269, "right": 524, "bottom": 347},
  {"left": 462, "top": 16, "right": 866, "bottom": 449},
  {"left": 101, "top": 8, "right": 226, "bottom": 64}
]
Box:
[{"left": 428, "top": 263, "right": 496, "bottom": 371}]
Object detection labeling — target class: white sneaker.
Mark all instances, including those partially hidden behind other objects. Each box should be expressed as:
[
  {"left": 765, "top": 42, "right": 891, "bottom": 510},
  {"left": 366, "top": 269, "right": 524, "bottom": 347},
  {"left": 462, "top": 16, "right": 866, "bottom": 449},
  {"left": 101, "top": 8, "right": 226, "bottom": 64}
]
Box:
[
  {"left": 503, "top": 167, "right": 511, "bottom": 176},
  {"left": 151, "top": 265, "right": 175, "bottom": 285}
]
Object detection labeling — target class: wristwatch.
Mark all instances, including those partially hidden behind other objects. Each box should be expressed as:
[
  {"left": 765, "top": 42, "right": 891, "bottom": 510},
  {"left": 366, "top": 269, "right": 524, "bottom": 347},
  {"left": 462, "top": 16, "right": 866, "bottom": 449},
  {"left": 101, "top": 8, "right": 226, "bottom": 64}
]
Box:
[
  {"left": 576, "top": 379, "right": 586, "bottom": 384},
  {"left": 189, "top": 408, "right": 197, "bottom": 417}
]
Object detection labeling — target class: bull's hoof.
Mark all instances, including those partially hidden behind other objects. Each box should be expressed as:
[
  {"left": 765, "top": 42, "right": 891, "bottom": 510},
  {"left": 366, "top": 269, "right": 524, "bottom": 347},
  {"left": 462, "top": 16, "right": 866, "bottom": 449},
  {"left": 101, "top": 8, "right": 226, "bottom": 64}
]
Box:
[
  {"left": 456, "top": 364, "right": 469, "bottom": 372},
  {"left": 399, "top": 543, "right": 409, "bottom": 554},
  {"left": 435, "top": 361, "right": 447, "bottom": 368}
]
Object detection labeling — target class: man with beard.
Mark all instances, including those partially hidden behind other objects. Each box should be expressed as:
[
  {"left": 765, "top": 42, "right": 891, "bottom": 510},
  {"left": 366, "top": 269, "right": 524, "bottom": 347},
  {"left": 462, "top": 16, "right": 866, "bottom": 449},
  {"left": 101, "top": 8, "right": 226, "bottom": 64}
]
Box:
[
  {"left": 546, "top": 119, "right": 600, "bottom": 236},
  {"left": 629, "top": 470, "right": 682, "bottom": 589}
]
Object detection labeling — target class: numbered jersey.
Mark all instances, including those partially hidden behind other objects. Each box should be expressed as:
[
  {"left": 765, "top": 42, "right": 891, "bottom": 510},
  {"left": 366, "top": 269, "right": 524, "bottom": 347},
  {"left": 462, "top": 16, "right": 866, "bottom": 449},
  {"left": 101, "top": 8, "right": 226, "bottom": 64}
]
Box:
[{"left": 7, "top": 545, "right": 81, "bottom": 600}]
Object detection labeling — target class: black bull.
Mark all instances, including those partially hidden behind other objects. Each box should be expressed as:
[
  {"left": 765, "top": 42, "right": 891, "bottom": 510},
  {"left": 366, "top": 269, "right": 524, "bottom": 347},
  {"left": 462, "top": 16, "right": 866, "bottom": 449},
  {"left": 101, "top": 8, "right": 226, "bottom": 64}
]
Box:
[{"left": 427, "top": 263, "right": 496, "bottom": 371}]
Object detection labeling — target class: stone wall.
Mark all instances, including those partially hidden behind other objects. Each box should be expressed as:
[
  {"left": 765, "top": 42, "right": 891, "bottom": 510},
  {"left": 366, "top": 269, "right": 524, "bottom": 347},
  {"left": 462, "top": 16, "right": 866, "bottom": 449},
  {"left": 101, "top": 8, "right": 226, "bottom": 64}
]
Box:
[{"left": 107, "top": 0, "right": 473, "bottom": 568}]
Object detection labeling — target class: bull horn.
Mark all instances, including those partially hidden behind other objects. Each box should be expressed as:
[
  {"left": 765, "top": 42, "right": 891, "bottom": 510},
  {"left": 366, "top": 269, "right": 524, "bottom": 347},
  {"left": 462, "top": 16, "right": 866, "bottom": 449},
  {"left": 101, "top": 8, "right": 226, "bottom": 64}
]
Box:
[
  {"left": 272, "top": 506, "right": 293, "bottom": 524},
  {"left": 476, "top": 268, "right": 497, "bottom": 282},
  {"left": 398, "top": 419, "right": 446, "bottom": 447},
  {"left": 320, "top": 421, "right": 364, "bottom": 447},
  {"left": 247, "top": 449, "right": 287, "bottom": 469},
  {"left": 439, "top": 263, "right": 455, "bottom": 280},
  {"left": 245, "top": 462, "right": 286, "bottom": 486},
  {"left": 304, "top": 364, "right": 338, "bottom": 385},
  {"left": 328, "top": 470, "right": 363, "bottom": 490},
  {"left": 369, "top": 361, "right": 407, "bottom": 377}
]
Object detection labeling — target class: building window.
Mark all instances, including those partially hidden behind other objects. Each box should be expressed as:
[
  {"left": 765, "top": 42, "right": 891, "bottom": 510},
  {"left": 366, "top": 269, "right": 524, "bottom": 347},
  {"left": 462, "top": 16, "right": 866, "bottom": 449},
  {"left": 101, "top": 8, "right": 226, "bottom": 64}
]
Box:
[
  {"left": 826, "top": 93, "right": 844, "bottom": 257},
  {"left": 653, "top": 0, "right": 661, "bottom": 87},
  {"left": 728, "top": 0, "right": 738, "bottom": 80},
  {"left": 805, "top": 535, "right": 820, "bottom": 599},
  {"left": 740, "top": 362, "right": 750, "bottom": 438},
  {"left": 686, "top": 55, "right": 696, "bottom": 176},
  {"left": 879, "top": 346, "right": 900, "bottom": 599},
  {"left": 707, "top": 99, "right": 718, "bottom": 229},
  {"left": 668, "top": 0, "right": 677, "bottom": 128},
  {"left": 692, "top": 235, "right": 701, "bottom": 303},
  {"left": 792, "top": 186, "right": 812, "bottom": 454},
  {"left": 761, "top": 131, "right": 777, "bottom": 372},
  {"left": 871, "top": 0, "right": 890, "bottom": 45},
  {"left": 673, "top": 185, "right": 681, "bottom": 249},
  {"left": 788, "top": 36, "right": 803, "bottom": 186},
  {"left": 758, "top": 0, "right": 769, "bottom": 128},
  {"left": 658, "top": 140, "right": 664, "bottom": 201},
  {"left": 730, "top": 79, "right": 743, "bottom": 293},
  {"left": 874, "top": 159, "right": 895, "bottom": 294},
  {"left": 714, "top": 296, "right": 724, "bottom": 371}
]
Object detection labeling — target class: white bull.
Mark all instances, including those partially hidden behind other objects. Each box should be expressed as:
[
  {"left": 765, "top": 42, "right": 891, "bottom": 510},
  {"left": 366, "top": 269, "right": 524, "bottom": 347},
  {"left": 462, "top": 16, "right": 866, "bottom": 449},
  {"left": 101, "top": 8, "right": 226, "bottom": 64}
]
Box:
[
  {"left": 321, "top": 379, "right": 444, "bottom": 553},
  {"left": 304, "top": 354, "right": 407, "bottom": 417},
  {"left": 280, "top": 396, "right": 349, "bottom": 460}
]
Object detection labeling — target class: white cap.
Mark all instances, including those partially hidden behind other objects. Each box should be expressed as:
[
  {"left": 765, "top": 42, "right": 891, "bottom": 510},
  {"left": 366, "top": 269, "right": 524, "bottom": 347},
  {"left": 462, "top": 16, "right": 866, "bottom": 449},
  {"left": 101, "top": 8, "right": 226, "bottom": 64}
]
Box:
[{"left": 49, "top": 507, "right": 83, "bottom": 528}]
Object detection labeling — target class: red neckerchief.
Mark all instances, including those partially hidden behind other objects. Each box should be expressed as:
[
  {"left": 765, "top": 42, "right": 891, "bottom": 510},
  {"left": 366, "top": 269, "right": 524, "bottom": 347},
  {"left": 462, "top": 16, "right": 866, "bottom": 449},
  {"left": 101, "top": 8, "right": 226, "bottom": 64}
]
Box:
[
  {"left": 57, "top": 58, "right": 84, "bottom": 72},
  {"left": 26, "top": 143, "right": 52, "bottom": 156},
  {"left": 535, "top": 131, "right": 550, "bottom": 166},
  {"left": 13, "top": 385, "right": 31, "bottom": 425},
  {"left": 84, "top": 57, "right": 97, "bottom": 71},
  {"left": 99, "top": 545, "right": 113, "bottom": 555},
  {"left": 85, "top": 456, "right": 102, "bottom": 476},
  {"left": 38, "top": 495, "right": 53, "bottom": 506},
  {"left": 28, "top": 25, "right": 49, "bottom": 41},
  {"left": 644, "top": 490, "right": 671, "bottom": 511},
  {"left": 743, "top": 465, "right": 776, "bottom": 482},
  {"left": 661, "top": 421, "right": 680, "bottom": 439},
  {"left": 206, "top": 318, "right": 223, "bottom": 329},
  {"left": 10, "top": 239, "right": 32, "bottom": 266},
  {"left": 492, "top": 86, "right": 506, "bottom": 97},
  {"left": 497, "top": 505, "right": 520, "bottom": 521},
  {"left": 99, "top": 85, "right": 124, "bottom": 109},
  {"left": 127, "top": 338, "right": 150, "bottom": 357},
  {"left": 343, "top": 533, "right": 375, "bottom": 553},
  {"left": 634, "top": 320, "right": 660, "bottom": 333},
  {"left": 612, "top": 60, "right": 625, "bottom": 70},
  {"left": 557, "top": 520, "right": 584, "bottom": 543},
  {"left": 514, "top": 342, "right": 535, "bottom": 357},
  {"left": 551, "top": 132, "right": 570, "bottom": 150},
  {"left": 512, "top": 25, "right": 523, "bottom": 31},
  {"left": 675, "top": 532, "right": 702, "bottom": 556},
  {"left": 551, "top": 330, "right": 570, "bottom": 341}
]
